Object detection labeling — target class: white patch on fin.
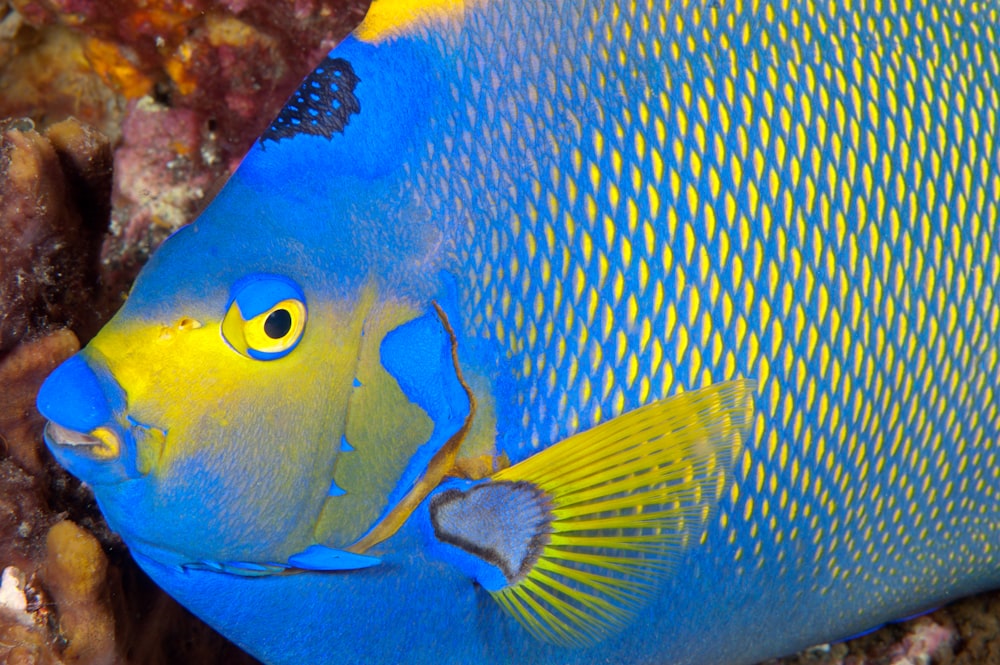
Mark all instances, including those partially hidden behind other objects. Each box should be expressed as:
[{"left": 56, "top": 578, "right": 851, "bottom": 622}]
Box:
[
  {"left": 486, "top": 380, "right": 755, "bottom": 647},
  {"left": 430, "top": 481, "right": 552, "bottom": 585}
]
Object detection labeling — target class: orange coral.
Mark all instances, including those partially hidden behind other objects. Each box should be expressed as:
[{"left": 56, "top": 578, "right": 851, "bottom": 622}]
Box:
[
  {"left": 82, "top": 36, "right": 153, "bottom": 98},
  {"left": 163, "top": 40, "right": 197, "bottom": 95}
]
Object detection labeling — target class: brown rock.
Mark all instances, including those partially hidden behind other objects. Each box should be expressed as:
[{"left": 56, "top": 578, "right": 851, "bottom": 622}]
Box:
[
  {"left": 0, "top": 460, "right": 50, "bottom": 573},
  {"left": 44, "top": 521, "right": 114, "bottom": 665},
  {"left": 0, "top": 330, "right": 78, "bottom": 474},
  {"left": 0, "top": 121, "right": 111, "bottom": 358},
  {"left": 0, "top": 18, "right": 123, "bottom": 141}
]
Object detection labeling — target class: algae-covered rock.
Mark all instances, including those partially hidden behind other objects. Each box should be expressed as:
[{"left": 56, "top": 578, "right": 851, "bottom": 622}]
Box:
[
  {"left": 0, "top": 119, "right": 110, "bottom": 357},
  {"left": 44, "top": 521, "right": 115, "bottom": 665},
  {"left": 0, "top": 330, "right": 78, "bottom": 474},
  {"left": 0, "top": 0, "right": 367, "bottom": 292}
]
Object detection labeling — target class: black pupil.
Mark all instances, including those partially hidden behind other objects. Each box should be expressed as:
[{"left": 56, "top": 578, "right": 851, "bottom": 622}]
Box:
[{"left": 264, "top": 309, "right": 293, "bottom": 339}]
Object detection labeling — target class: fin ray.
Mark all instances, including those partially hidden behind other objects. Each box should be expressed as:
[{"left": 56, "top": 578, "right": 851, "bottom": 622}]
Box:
[{"left": 488, "top": 379, "right": 755, "bottom": 647}]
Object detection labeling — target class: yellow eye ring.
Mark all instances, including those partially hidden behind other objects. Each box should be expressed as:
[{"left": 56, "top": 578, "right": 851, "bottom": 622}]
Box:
[
  {"left": 243, "top": 299, "right": 307, "bottom": 356},
  {"left": 221, "top": 275, "right": 308, "bottom": 360}
]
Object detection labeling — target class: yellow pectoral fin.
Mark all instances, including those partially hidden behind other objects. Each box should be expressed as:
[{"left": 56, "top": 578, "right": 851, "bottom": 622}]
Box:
[{"left": 486, "top": 379, "right": 755, "bottom": 647}]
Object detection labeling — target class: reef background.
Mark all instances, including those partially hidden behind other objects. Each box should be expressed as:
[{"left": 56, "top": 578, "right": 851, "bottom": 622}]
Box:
[{"left": 0, "top": 2, "right": 997, "bottom": 664}]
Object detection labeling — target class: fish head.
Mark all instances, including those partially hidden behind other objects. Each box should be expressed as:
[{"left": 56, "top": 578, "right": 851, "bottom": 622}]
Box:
[
  {"left": 35, "top": 34, "right": 468, "bottom": 569},
  {"left": 36, "top": 201, "right": 372, "bottom": 567}
]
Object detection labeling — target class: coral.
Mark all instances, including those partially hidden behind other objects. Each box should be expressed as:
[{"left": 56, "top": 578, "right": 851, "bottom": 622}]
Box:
[
  {"left": 100, "top": 96, "right": 221, "bottom": 299},
  {"left": 0, "top": 14, "right": 123, "bottom": 142},
  {"left": 0, "top": 119, "right": 110, "bottom": 359},
  {"left": 43, "top": 521, "right": 115, "bottom": 665},
  {"left": 0, "top": 331, "right": 87, "bottom": 665},
  {"left": 1, "top": 0, "right": 367, "bottom": 295},
  {"left": 0, "top": 563, "right": 57, "bottom": 665},
  {"left": 0, "top": 330, "right": 78, "bottom": 475},
  {"left": 762, "top": 599, "right": 1000, "bottom": 665}
]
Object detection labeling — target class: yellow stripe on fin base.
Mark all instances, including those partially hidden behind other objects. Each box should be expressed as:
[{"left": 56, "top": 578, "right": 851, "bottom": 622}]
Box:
[
  {"left": 355, "top": 0, "right": 476, "bottom": 43},
  {"left": 490, "top": 379, "right": 756, "bottom": 647}
]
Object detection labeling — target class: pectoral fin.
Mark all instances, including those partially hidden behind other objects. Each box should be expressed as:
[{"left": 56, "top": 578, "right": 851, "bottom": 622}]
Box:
[{"left": 425, "top": 380, "right": 755, "bottom": 647}]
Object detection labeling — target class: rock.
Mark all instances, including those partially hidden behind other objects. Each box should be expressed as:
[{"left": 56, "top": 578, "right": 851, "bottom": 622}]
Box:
[
  {"left": 0, "top": 120, "right": 111, "bottom": 358},
  {"left": 0, "top": 567, "right": 29, "bottom": 617},
  {"left": 44, "top": 520, "right": 115, "bottom": 665},
  {"left": 0, "top": 329, "right": 78, "bottom": 475}
]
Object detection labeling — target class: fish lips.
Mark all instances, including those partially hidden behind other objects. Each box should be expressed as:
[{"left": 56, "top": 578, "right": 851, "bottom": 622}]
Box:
[
  {"left": 38, "top": 352, "right": 153, "bottom": 485},
  {"left": 43, "top": 420, "right": 139, "bottom": 484}
]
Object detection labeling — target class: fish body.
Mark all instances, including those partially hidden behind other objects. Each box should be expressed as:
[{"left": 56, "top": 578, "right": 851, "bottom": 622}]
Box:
[{"left": 35, "top": 0, "right": 1000, "bottom": 664}]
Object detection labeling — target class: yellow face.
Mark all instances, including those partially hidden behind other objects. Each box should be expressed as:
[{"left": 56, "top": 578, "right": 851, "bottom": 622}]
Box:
[{"left": 46, "top": 271, "right": 374, "bottom": 565}]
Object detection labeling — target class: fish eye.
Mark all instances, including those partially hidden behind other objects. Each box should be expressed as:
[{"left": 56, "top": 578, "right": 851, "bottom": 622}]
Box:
[
  {"left": 264, "top": 309, "right": 292, "bottom": 339},
  {"left": 221, "top": 274, "right": 307, "bottom": 360}
]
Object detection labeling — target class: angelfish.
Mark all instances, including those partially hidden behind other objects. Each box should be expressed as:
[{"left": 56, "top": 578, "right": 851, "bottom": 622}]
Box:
[{"left": 36, "top": 0, "right": 1000, "bottom": 663}]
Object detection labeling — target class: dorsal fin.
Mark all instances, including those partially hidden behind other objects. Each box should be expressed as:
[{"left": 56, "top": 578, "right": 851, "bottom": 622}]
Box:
[{"left": 355, "top": 0, "right": 475, "bottom": 43}]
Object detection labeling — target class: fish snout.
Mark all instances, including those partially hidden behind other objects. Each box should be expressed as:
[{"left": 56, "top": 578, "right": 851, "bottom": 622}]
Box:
[
  {"left": 37, "top": 353, "right": 138, "bottom": 483},
  {"left": 43, "top": 421, "right": 119, "bottom": 459}
]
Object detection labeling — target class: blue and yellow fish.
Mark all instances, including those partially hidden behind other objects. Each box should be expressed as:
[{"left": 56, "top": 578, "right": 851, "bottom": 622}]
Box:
[{"left": 35, "top": 0, "right": 1000, "bottom": 662}]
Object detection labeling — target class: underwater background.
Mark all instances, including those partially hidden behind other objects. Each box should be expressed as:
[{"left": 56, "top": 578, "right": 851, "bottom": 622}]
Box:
[{"left": 0, "top": 1, "right": 996, "bottom": 663}]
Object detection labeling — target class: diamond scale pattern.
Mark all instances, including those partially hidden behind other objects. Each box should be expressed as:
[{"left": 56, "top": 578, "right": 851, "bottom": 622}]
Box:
[{"left": 402, "top": 0, "right": 1000, "bottom": 640}]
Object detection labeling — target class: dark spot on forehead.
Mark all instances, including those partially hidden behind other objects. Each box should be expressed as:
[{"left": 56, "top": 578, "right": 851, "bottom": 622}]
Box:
[{"left": 262, "top": 57, "right": 361, "bottom": 143}]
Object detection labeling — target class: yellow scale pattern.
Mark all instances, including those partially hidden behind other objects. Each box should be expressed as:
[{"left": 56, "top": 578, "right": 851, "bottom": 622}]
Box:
[{"left": 408, "top": 0, "right": 1000, "bottom": 633}]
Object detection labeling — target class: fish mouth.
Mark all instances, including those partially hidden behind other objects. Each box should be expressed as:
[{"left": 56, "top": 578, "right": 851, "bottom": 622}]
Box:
[{"left": 44, "top": 421, "right": 121, "bottom": 459}]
